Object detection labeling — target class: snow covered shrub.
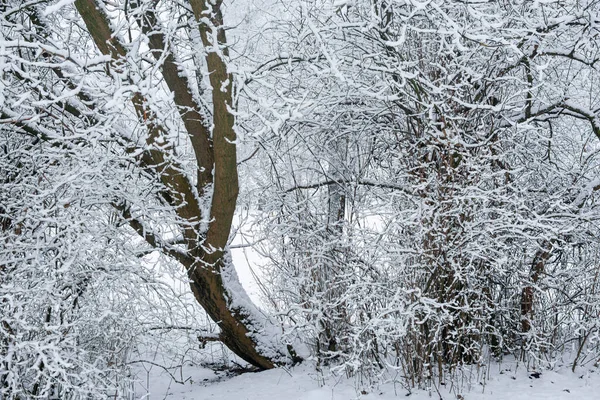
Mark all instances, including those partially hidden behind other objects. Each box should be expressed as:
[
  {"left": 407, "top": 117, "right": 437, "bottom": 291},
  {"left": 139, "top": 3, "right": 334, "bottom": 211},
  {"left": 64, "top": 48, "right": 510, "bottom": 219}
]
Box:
[
  {"left": 0, "top": 131, "right": 211, "bottom": 399},
  {"left": 245, "top": 0, "right": 600, "bottom": 386},
  {"left": 0, "top": 133, "right": 135, "bottom": 398}
]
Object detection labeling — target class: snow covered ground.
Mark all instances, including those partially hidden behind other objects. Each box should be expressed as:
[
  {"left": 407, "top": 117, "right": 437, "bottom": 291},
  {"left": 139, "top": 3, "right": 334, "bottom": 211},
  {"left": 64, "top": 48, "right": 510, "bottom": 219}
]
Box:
[{"left": 134, "top": 359, "right": 599, "bottom": 400}]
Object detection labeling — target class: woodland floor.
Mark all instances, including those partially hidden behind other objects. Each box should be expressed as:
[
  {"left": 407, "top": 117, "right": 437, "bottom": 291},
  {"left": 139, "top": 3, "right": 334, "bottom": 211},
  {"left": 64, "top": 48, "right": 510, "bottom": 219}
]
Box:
[{"left": 134, "top": 356, "right": 600, "bottom": 400}]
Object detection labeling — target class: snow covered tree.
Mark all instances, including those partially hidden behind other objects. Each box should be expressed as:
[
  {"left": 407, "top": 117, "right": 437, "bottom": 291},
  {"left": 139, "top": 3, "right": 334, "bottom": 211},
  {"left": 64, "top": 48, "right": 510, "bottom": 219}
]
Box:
[{"left": 71, "top": 0, "right": 298, "bottom": 369}]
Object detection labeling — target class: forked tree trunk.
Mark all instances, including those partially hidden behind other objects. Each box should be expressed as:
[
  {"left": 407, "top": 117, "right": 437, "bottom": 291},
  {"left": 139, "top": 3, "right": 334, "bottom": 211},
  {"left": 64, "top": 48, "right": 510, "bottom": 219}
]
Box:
[{"left": 74, "top": 0, "right": 287, "bottom": 369}]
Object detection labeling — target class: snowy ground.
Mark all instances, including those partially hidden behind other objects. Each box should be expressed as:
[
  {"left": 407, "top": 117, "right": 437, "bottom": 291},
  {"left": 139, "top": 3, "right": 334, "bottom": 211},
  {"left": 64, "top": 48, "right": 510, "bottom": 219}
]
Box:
[{"left": 134, "top": 358, "right": 599, "bottom": 400}]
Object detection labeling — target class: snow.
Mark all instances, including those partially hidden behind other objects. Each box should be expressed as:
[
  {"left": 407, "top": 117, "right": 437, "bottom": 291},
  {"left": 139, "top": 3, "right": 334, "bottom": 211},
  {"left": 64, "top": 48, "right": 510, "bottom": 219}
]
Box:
[
  {"left": 42, "top": 0, "right": 75, "bottom": 16},
  {"left": 137, "top": 361, "right": 600, "bottom": 400}
]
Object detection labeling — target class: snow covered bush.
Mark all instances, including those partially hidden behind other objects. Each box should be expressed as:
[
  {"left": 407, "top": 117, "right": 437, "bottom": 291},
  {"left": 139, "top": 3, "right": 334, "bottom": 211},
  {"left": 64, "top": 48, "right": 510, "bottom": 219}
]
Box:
[{"left": 244, "top": 0, "right": 600, "bottom": 385}]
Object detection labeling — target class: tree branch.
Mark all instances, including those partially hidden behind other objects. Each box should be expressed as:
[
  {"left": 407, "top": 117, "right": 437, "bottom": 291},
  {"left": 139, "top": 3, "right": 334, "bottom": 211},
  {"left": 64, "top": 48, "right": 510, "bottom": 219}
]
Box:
[
  {"left": 285, "top": 178, "right": 413, "bottom": 196},
  {"left": 75, "top": 0, "right": 204, "bottom": 242},
  {"left": 132, "top": 2, "right": 214, "bottom": 191},
  {"left": 112, "top": 202, "right": 191, "bottom": 265}
]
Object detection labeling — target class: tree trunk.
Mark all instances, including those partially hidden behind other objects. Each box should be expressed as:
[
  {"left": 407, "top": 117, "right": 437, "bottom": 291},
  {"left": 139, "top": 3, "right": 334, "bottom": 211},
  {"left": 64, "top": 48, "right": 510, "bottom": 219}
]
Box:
[
  {"left": 74, "top": 0, "right": 287, "bottom": 369},
  {"left": 520, "top": 240, "right": 553, "bottom": 333}
]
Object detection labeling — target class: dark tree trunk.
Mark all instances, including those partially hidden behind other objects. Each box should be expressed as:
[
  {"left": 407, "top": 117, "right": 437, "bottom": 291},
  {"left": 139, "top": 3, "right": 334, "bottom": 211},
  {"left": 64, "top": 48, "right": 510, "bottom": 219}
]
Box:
[{"left": 74, "top": 0, "right": 288, "bottom": 369}]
